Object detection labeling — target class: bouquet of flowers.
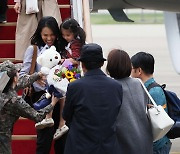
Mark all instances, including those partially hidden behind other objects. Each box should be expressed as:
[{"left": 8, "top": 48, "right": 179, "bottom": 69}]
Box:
[
  {"left": 54, "top": 59, "right": 81, "bottom": 82},
  {"left": 47, "top": 59, "right": 81, "bottom": 95}
]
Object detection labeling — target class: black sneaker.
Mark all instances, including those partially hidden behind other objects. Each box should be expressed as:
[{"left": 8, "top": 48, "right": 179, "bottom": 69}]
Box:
[{"left": 0, "top": 14, "right": 7, "bottom": 24}]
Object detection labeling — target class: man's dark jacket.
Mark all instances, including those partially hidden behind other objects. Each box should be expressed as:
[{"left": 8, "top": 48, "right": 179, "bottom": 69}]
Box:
[{"left": 63, "top": 69, "right": 123, "bottom": 154}]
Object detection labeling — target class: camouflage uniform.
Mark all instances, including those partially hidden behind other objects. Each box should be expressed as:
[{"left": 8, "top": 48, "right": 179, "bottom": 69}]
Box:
[{"left": 0, "top": 61, "right": 54, "bottom": 154}]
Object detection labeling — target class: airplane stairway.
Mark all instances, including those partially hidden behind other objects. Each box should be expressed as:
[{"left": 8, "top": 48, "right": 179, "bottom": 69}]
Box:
[{"left": 0, "top": 0, "right": 71, "bottom": 153}]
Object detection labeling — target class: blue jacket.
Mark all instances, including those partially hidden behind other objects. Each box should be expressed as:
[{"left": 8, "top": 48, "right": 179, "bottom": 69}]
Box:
[{"left": 63, "top": 68, "right": 123, "bottom": 154}]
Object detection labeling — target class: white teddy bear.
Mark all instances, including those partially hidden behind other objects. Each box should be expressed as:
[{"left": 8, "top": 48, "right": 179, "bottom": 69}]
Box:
[
  {"left": 37, "top": 46, "right": 61, "bottom": 75},
  {"left": 36, "top": 45, "right": 69, "bottom": 97},
  {"left": 35, "top": 45, "right": 62, "bottom": 103}
]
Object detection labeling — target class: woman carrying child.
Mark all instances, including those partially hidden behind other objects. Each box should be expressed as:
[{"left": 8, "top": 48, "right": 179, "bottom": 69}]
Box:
[
  {"left": 20, "top": 16, "right": 64, "bottom": 154},
  {"left": 52, "top": 18, "right": 86, "bottom": 140}
]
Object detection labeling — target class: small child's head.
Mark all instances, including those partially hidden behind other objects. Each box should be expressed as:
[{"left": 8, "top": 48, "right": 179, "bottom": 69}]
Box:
[{"left": 60, "top": 18, "right": 86, "bottom": 44}]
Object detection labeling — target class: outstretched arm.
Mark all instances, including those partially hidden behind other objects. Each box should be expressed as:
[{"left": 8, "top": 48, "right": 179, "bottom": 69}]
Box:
[
  {"left": 3, "top": 95, "right": 58, "bottom": 123},
  {"left": 15, "top": 72, "right": 45, "bottom": 90}
]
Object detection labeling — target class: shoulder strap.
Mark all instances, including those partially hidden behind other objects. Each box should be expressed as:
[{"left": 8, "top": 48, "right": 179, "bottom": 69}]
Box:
[
  {"left": 147, "top": 82, "right": 167, "bottom": 92},
  {"left": 29, "top": 45, "right": 37, "bottom": 75},
  {"left": 138, "top": 79, "right": 157, "bottom": 106},
  {"left": 147, "top": 82, "right": 160, "bottom": 91}
]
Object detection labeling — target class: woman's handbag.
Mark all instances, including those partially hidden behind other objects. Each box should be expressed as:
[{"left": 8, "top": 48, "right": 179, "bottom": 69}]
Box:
[
  {"left": 23, "top": 45, "right": 38, "bottom": 107},
  {"left": 139, "top": 79, "right": 174, "bottom": 142},
  {"left": 26, "top": 0, "right": 39, "bottom": 14}
]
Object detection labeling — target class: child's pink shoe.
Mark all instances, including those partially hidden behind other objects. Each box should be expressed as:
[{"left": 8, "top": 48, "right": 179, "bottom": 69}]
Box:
[{"left": 53, "top": 125, "right": 69, "bottom": 140}]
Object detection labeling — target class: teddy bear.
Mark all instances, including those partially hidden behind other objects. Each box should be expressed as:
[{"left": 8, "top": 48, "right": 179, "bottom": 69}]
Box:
[
  {"left": 34, "top": 45, "right": 64, "bottom": 110},
  {"left": 33, "top": 46, "right": 80, "bottom": 134},
  {"left": 36, "top": 45, "right": 70, "bottom": 95},
  {"left": 33, "top": 45, "right": 80, "bottom": 111},
  {"left": 36, "top": 46, "right": 61, "bottom": 75}
]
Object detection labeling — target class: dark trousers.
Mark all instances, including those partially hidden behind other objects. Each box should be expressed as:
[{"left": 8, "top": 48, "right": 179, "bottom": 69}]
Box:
[
  {"left": 0, "top": 0, "right": 8, "bottom": 16},
  {"left": 54, "top": 134, "right": 67, "bottom": 154},
  {"left": 36, "top": 103, "right": 67, "bottom": 154},
  {"left": 36, "top": 127, "right": 54, "bottom": 154}
]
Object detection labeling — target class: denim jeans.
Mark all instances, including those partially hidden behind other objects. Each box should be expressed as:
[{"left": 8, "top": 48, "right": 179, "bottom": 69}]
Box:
[{"left": 153, "top": 141, "right": 172, "bottom": 154}]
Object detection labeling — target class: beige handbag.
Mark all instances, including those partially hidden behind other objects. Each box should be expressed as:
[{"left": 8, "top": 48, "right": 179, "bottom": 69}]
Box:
[{"left": 26, "top": 0, "right": 39, "bottom": 14}]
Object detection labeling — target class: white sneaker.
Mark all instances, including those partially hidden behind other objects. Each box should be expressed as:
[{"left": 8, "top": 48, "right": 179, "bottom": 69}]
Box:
[
  {"left": 35, "top": 118, "right": 54, "bottom": 129},
  {"left": 53, "top": 125, "right": 69, "bottom": 140},
  {"left": 0, "top": 20, "right": 7, "bottom": 24}
]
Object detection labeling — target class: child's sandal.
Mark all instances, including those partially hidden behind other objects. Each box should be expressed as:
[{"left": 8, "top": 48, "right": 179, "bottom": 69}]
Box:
[{"left": 53, "top": 125, "right": 69, "bottom": 140}]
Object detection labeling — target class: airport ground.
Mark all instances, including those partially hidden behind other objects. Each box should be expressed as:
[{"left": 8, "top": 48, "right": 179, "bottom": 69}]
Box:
[{"left": 91, "top": 24, "right": 180, "bottom": 153}]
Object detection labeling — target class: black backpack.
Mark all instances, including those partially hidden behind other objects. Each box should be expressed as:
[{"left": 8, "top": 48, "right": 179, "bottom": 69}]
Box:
[{"left": 147, "top": 82, "right": 180, "bottom": 139}]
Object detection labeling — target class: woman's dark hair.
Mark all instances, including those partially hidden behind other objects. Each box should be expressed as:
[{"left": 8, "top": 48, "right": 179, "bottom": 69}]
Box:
[
  {"left": 31, "top": 16, "right": 62, "bottom": 51},
  {"left": 3, "top": 72, "right": 17, "bottom": 93},
  {"left": 106, "top": 49, "right": 132, "bottom": 79},
  {"left": 60, "top": 18, "right": 86, "bottom": 44}
]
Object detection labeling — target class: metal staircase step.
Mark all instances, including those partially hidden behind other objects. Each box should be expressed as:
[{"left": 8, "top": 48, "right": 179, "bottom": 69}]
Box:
[
  {"left": 8, "top": 4, "right": 70, "bottom": 9},
  {"left": 0, "top": 40, "right": 15, "bottom": 43},
  {"left": 12, "top": 135, "right": 37, "bottom": 140},
  {"left": 0, "top": 22, "right": 16, "bottom": 26},
  {"left": 0, "top": 58, "right": 22, "bottom": 63}
]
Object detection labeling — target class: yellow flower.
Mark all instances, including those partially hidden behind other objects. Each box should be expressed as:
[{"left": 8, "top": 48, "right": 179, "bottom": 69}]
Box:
[
  {"left": 69, "top": 78, "right": 76, "bottom": 82},
  {"left": 65, "top": 71, "right": 74, "bottom": 79}
]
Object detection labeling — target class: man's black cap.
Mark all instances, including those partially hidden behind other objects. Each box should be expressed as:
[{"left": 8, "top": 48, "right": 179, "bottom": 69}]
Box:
[{"left": 78, "top": 43, "right": 106, "bottom": 62}]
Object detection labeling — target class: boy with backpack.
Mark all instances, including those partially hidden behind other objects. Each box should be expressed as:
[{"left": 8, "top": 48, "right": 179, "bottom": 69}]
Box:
[{"left": 131, "top": 52, "right": 172, "bottom": 154}]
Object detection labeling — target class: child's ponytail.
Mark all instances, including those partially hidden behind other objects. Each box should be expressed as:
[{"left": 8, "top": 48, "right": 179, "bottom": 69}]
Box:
[{"left": 77, "top": 26, "right": 86, "bottom": 45}]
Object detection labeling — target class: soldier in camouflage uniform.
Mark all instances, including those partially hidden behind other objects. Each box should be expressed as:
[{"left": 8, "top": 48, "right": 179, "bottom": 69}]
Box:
[{"left": 0, "top": 60, "right": 58, "bottom": 154}]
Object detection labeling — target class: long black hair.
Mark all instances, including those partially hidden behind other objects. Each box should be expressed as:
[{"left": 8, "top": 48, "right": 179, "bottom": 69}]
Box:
[
  {"left": 31, "top": 16, "right": 62, "bottom": 52},
  {"left": 60, "top": 18, "right": 86, "bottom": 45}
]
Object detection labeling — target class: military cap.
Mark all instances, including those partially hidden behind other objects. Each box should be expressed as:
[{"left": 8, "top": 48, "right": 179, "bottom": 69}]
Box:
[{"left": 0, "top": 60, "right": 22, "bottom": 78}]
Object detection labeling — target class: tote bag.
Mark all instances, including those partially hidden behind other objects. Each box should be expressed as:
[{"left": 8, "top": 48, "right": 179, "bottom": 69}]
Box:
[
  {"left": 139, "top": 79, "right": 174, "bottom": 142},
  {"left": 26, "top": 0, "right": 39, "bottom": 14}
]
